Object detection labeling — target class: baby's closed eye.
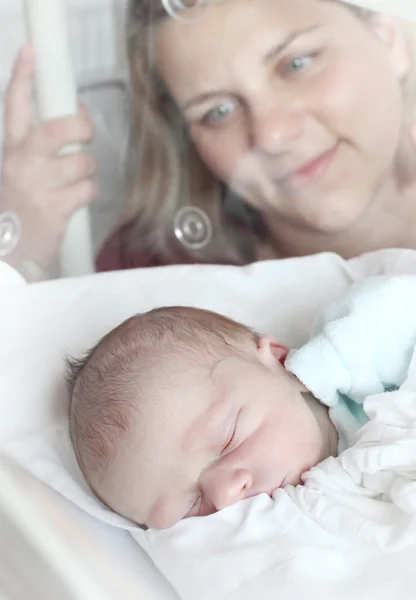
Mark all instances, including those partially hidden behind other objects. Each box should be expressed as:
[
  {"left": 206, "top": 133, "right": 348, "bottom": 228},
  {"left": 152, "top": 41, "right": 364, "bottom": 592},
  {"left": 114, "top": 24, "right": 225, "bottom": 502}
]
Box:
[
  {"left": 184, "top": 494, "right": 202, "bottom": 519},
  {"left": 220, "top": 410, "right": 241, "bottom": 456}
]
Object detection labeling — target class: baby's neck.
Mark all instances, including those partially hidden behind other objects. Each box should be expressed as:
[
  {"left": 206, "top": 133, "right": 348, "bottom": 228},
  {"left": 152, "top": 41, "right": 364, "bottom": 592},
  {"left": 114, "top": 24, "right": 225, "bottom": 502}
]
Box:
[{"left": 302, "top": 392, "right": 339, "bottom": 460}]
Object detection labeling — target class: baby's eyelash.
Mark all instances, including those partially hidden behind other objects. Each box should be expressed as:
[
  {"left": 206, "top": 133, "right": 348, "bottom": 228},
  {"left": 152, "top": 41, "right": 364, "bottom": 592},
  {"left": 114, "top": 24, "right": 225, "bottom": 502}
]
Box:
[
  {"left": 185, "top": 495, "right": 202, "bottom": 519},
  {"left": 221, "top": 418, "right": 238, "bottom": 455}
]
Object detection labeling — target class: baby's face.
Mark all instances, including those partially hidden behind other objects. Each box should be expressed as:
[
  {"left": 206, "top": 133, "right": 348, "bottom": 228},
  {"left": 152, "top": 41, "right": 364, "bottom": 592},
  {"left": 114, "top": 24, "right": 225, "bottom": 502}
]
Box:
[{"left": 117, "top": 339, "right": 337, "bottom": 529}]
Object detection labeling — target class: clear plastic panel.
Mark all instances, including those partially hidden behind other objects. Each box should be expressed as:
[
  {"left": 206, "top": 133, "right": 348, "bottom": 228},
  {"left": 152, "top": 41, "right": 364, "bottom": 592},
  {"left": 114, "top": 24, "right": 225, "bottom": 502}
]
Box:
[{"left": 0, "top": 0, "right": 415, "bottom": 280}]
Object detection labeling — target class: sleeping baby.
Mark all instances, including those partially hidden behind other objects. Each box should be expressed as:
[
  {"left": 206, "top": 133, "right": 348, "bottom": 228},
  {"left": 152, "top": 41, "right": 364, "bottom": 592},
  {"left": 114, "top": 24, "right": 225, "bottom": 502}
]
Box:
[{"left": 67, "top": 275, "right": 416, "bottom": 530}]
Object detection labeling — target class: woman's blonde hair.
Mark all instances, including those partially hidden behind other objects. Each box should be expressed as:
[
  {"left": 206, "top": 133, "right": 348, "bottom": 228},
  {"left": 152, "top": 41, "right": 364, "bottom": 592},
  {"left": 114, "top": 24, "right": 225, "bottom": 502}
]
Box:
[{"left": 122, "top": 0, "right": 416, "bottom": 263}]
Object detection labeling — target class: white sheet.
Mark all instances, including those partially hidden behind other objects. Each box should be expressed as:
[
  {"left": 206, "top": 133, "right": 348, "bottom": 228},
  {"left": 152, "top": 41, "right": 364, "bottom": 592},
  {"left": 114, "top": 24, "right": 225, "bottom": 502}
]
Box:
[{"left": 136, "top": 349, "right": 416, "bottom": 600}]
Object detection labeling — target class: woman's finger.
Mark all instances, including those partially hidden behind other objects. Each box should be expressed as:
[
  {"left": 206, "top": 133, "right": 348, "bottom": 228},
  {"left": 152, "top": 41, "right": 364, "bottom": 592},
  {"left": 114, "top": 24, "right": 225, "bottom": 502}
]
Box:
[
  {"left": 4, "top": 46, "right": 35, "bottom": 148},
  {"left": 31, "top": 112, "right": 94, "bottom": 155},
  {"left": 54, "top": 179, "right": 98, "bottom": 219},
  {"left": 49, "top": 152, "right": 97, "bottom": 189}
]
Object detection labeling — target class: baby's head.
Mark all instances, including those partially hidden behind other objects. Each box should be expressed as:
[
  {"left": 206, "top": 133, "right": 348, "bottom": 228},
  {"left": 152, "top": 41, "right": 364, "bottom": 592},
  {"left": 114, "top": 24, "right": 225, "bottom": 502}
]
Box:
[{"left": 67, "top": 307, "right": 337, "bottom": 529}]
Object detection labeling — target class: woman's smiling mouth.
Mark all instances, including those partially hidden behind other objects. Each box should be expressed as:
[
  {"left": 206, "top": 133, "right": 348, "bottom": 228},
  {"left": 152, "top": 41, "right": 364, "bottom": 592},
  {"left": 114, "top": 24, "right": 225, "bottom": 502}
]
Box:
[{"left": 277, "top": 144, "right": 340, "bottom": 191}]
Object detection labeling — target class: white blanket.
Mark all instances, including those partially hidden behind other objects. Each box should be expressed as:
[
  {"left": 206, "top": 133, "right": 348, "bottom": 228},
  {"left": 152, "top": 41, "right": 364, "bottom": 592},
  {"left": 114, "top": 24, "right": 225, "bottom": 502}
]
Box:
[
  {"left": 287, "top": 275, "right": 416, "bottom": 406},
  {"left": 286, "top": 275, "right": 416, "bottom": 451},
  {"left": 135, "top": 349, "right": 416, "bottom": 600}
]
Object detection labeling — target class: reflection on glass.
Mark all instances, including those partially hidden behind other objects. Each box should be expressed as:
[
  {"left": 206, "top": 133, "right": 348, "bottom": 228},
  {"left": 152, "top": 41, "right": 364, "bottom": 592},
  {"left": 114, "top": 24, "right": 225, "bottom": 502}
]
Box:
[
  {"left": 1, "top": 1, "right": 416, "bottom": 278},
  {"left": 110, "top": 0, "right": 416, "bottom": 272}
]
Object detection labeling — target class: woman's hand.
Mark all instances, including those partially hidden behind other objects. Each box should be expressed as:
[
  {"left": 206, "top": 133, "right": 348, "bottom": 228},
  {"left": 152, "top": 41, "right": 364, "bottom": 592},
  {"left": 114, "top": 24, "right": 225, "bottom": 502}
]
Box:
[{"left": 0, "top": 46, "right": 97, "bottom": 279}]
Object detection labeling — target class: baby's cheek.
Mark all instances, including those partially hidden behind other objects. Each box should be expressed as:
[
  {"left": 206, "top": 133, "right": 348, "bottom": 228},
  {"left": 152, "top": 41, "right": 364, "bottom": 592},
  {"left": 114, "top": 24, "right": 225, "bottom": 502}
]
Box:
[{"left": 148, "top": 495, "right": 185, "bottom": 530}]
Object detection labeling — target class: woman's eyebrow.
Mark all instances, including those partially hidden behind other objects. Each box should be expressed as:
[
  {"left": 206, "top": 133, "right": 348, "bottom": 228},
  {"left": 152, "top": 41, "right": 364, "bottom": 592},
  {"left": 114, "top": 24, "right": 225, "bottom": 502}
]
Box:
[
  {"left": 183, "top": 90, "right": 232, "bottom": 111},
  {"left": 264, "top": 24, "right": 321, "bottom": 63},
  {"left": 182, "top": 25, "right": 321, "bottom": 111}
]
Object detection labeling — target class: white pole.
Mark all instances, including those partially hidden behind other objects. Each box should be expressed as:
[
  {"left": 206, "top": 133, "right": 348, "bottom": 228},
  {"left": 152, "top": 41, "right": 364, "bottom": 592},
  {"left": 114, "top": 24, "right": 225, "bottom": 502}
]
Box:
[{"left": 24, "top": 0, "right": 95, "bottom": 277}]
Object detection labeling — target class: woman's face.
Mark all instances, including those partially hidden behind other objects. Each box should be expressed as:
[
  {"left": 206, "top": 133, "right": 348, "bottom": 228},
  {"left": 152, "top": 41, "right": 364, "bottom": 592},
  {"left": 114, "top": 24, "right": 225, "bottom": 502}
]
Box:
[{"left": 155, "top": 0, "right": 410, "bottom": 234}]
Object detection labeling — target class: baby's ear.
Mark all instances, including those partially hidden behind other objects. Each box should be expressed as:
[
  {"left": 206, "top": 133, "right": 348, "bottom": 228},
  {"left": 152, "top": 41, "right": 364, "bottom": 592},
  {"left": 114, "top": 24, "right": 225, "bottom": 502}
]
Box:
[{"left": 257, "top": 337, "right": 288, "bottom": 370}]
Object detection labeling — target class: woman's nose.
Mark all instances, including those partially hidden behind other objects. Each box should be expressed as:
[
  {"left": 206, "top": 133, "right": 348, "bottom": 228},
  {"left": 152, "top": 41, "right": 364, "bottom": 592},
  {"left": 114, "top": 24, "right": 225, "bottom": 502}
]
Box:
[
  {"left": 250, "top": 103, "right": 305, "bottom": 156},
  {"left": 202, "top": 467, "right": 253, "bottom": 511}
]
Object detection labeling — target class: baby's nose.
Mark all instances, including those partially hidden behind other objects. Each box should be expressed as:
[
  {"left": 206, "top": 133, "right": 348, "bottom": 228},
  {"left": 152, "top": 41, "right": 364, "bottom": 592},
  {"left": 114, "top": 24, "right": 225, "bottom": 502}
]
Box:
[{"left": 204, "top": 468, "right": 253, "bottom": 510}]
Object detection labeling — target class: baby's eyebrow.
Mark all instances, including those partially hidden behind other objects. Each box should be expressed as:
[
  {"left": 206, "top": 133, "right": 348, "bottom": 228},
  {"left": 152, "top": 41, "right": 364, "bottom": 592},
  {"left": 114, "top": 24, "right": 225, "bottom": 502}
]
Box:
[
  {"left": 204, "top": 404, "right": 237, "bottom": 456},
  {"left": 182, "top": 395, "right": 230, "bottom": 457}
]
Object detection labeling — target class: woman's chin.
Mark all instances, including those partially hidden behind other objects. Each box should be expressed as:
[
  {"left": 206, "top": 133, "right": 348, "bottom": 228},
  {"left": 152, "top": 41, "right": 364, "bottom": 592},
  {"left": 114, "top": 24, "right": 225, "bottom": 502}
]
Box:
[{"left": 299, "top": 198, "right": 371, "bottom": 235}]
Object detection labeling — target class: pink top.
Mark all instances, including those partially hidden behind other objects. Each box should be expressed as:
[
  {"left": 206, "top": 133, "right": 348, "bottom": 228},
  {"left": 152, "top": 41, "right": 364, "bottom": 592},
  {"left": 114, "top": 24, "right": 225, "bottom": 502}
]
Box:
[{"left": 96, "top": 223, "right": 226, "bottom": 271}]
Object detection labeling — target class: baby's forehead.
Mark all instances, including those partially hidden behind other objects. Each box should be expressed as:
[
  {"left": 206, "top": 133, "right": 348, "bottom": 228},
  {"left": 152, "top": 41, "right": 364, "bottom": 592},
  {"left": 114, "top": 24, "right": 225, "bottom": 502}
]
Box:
[
  {"left": 131, "top": 363, "right": 221, "bottom": 437},
  {"left": 120, "top": 373, "right": 217, "bottom": 479}
]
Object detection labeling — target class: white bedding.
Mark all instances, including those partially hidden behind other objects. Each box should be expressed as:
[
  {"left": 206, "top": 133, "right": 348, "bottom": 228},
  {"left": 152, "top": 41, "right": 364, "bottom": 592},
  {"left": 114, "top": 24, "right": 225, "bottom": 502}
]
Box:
[{"left": 2, "top": 248, "right": 416, "bottom": 598}]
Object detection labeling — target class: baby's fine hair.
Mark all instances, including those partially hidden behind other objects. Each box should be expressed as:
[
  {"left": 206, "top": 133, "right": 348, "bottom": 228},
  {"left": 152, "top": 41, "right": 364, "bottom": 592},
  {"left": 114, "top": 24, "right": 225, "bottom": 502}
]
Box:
[{"left": 67, "top": 306, "right": 259, "bottom": 502}]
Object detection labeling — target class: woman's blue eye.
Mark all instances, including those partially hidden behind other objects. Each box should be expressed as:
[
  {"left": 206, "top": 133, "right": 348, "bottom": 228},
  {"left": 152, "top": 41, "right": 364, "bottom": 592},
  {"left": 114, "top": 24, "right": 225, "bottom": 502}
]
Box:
[
  {"left": 283, "top": 55, "right": 313, "bottom": 75},
  {"left": 202, "top": 101, "right": 236, "bottom": 126}
]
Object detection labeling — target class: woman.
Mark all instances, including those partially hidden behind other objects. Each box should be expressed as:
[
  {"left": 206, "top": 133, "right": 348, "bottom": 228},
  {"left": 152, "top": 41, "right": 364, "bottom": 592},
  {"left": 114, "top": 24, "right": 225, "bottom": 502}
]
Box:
[
  {"left": 1, "top": 1, "right": 416, "bottom": 278},
  {"left": 97, "top": 0, "right": 416, "bottom": 270}
]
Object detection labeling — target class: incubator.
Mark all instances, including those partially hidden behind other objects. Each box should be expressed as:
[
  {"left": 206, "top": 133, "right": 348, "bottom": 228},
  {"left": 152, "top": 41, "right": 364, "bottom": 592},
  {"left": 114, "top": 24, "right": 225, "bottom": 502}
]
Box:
[{"left": 2, "top": 1, "right": 416, "bottom": 599}]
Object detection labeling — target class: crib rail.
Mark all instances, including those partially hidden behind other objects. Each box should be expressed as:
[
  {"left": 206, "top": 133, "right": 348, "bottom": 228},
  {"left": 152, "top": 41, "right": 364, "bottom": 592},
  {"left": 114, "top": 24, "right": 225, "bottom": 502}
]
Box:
[{"left": 24, "top": 0, "right": 94, "bottom": 277}]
